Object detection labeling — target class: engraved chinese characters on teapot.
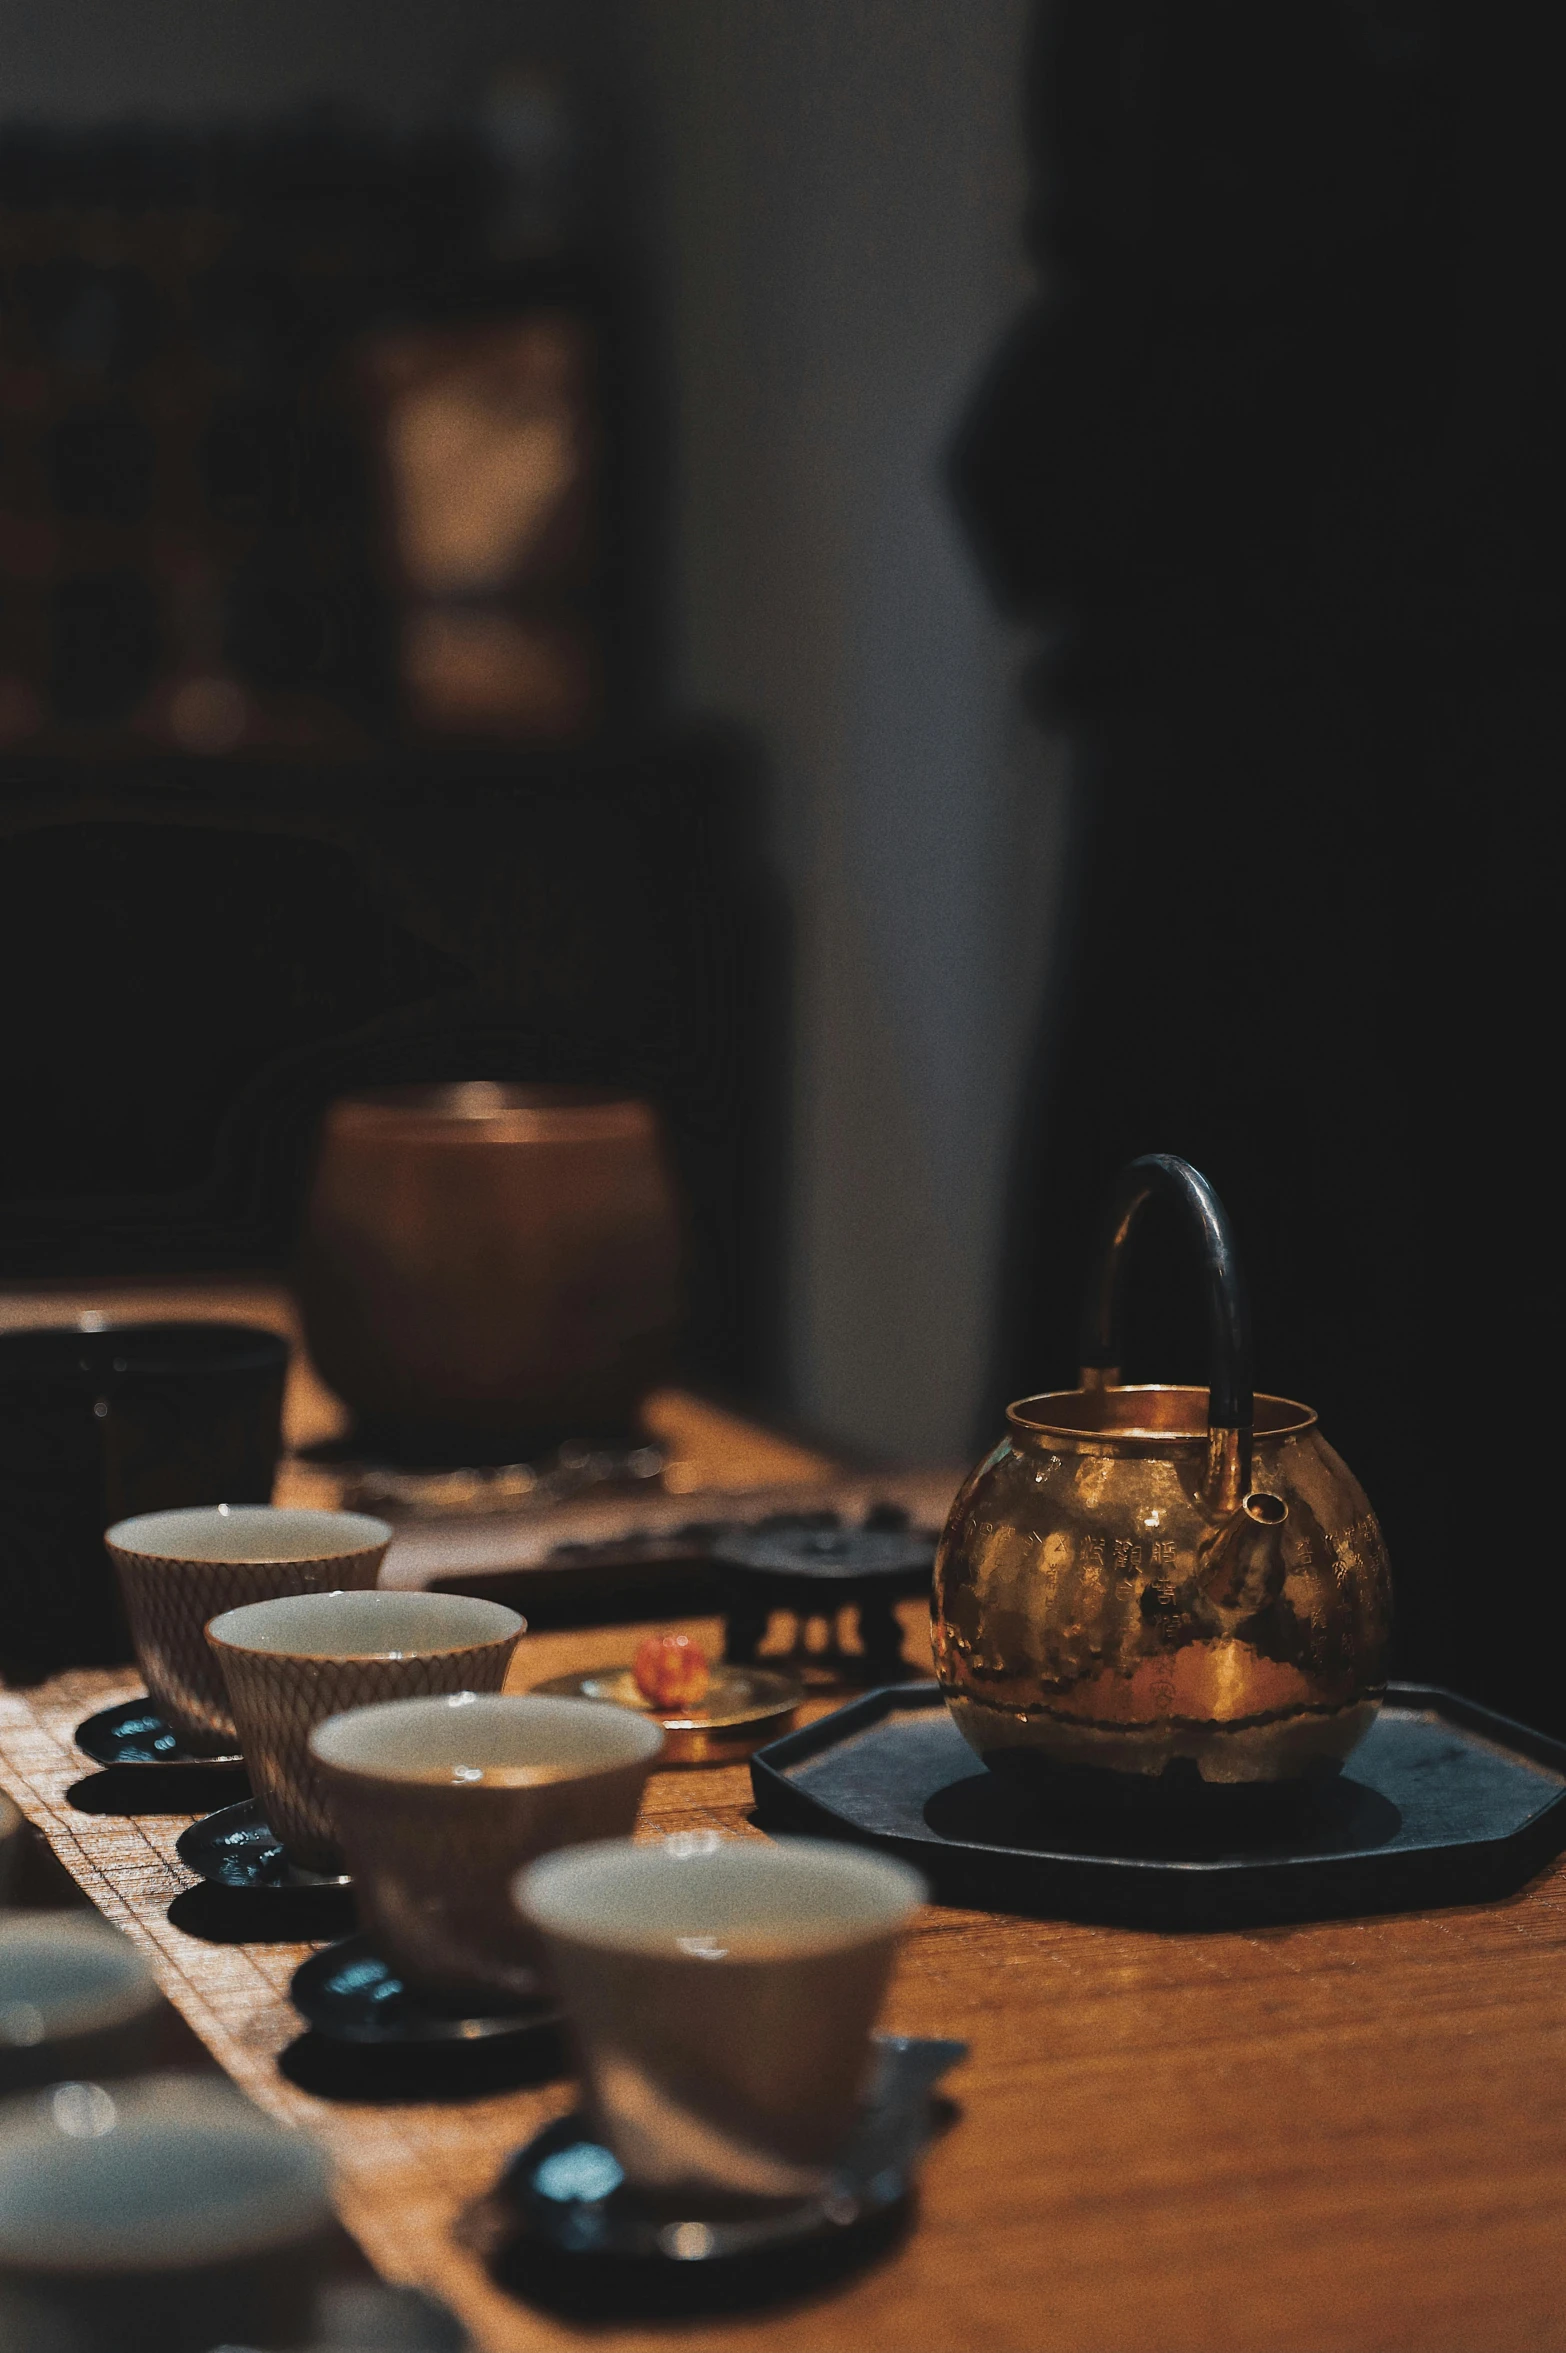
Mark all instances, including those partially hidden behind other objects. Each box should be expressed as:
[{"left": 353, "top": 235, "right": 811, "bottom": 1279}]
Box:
[{"left": 932, "top": 1156, "right": 1392, "bottom": 1799}]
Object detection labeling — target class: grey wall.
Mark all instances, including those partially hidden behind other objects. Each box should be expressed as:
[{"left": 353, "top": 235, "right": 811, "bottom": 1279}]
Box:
[{"left": 635, "top": 0, "right": 1066, "bottom": 1462}]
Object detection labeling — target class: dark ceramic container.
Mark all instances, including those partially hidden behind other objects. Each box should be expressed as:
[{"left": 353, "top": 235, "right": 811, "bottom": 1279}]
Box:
[{"left": 0, "top": 1321, "right": 287, "bottom": 1680}]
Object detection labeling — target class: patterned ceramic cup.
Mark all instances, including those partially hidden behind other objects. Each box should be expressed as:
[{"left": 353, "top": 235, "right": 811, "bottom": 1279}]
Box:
[
  {"left": 515, "top": 1832, "right": 926, "bottom": 2199},
  {"left": 0, "top": 1914, "right": 165, "bottom": 2096},
  {"left": 207, "top": 1589, "right": 525, "bottom": 1871},
  {"left": 105, "top": 1505, "right": 392, "bottom": 1756},
  {"left": 310, "top": 1693, "right": 663, "bottom": 2008},
  {"left": 0, "top": 2074, "right": 332, "bottom": 2353}
]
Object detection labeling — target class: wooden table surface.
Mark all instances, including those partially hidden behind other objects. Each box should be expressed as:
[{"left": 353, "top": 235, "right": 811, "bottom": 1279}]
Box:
[{"left": 5, "top": 1286, "right": 1566, "bottom": 2350}]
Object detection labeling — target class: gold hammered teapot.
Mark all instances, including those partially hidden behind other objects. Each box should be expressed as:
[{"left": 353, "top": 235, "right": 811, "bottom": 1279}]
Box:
[{"left": 933, "top": 1155, "right": 1392, "bottom": 1800}]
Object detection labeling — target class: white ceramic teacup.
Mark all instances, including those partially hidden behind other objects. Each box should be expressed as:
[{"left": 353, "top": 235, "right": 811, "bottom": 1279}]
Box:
[
  {"left": 515, "top": 1831, "right": 926, "bottom": 2200},
  {"left": 311, "top": 1692, "right": 663, "bottom": 2008},
  {"left": 0, "top": 2074, "right": 332, "bottom": 2353},
  {"left": 105, "top": 1505, "right": 392, "bottom": 1755},
  {"left": 0, "top": 1915, "right": 164, "bottom": 2097},
  {"left": 207, "top": 1589, "right": 524, "bottom": 1872}
]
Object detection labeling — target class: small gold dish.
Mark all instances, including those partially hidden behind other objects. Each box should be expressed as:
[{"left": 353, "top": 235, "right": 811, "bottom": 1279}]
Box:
[{"left": 530, "top": 1665, "right": 803, "bottom": 1765}]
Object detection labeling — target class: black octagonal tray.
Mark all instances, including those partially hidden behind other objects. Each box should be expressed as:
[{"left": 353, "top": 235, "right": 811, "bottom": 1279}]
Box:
[{"left": 750, "top": 1682, "right": 1566, "bottom": 1929}]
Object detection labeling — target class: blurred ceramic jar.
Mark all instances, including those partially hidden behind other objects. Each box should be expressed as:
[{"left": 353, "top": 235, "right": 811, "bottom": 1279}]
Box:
[{"left": 295, "top": 1084, "right": 682, "bottom": 1451}]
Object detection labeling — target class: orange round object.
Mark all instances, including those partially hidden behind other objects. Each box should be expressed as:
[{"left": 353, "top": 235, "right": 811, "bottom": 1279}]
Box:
[{"left": 632, "top": 1631, "right": 710, "bottom": 1710}]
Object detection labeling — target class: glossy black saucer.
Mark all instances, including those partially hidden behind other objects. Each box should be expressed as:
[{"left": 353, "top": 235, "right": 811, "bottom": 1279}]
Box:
[
  {"left": 77, "top": 1698, "right": 243, "bottom": 1770},
  {"left": 175, "top": 1797, "right": 350, "bottom": 1891},
  {"left": 468, "top": 2033, "right": 964, "bottom": 2317},
  {"left": 291, "top": 1933, "right": 561, "bottom": 2049}
]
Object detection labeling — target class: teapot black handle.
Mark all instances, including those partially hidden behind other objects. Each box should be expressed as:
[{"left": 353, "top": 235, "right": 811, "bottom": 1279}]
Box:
[{"left": 1077, "top": 1154, "right": 1254, "bottom": 1512}]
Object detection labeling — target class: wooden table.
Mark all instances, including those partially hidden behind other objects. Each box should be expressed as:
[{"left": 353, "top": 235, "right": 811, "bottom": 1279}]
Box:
[{"left": 5, "top": 1286, "right": 1566, "bottom": 2349}]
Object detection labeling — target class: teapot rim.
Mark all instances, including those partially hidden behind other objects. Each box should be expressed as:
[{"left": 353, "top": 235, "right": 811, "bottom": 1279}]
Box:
[{"left": 1007, "top": 1383, "right": 1317, "bottom": 1446}]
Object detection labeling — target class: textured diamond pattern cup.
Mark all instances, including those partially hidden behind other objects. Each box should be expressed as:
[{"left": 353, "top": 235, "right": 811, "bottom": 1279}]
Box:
[
  {"left": 106, "top": 1505, "right": 392, "bottom": 1756},
  {"left": 207, "top": 1589, "right": 524, "bottom": 1871}
]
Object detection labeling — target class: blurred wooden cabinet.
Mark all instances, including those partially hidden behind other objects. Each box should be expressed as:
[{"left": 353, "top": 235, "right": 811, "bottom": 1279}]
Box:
[{"left": 0, "top": 116, "right": 625, "bottom": 759}]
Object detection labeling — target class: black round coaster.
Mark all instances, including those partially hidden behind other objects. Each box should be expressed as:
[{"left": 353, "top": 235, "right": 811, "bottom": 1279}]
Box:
[
  {"left": 497, "top": 2111, "right": 900, "bottom": 2260},
  {"left": 476, "top": 2111, "right": 907, "bottom": 2319},
  {"left": 467, "top": 2034, "right": 963, "bottom": 2318},
  {"left": 175, "top": 1797, "right": 350, "bottom": 1892},
  {"left": 291, "top": 1934, "right": 560, "bottom": 2048},
  {"left": 77, "top": 1699, "right": 243, "bottom": 1770}
]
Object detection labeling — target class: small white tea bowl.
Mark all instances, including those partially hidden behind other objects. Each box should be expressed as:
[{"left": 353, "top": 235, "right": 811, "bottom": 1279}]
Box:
[
  {"left": 0, "top": 1915, "right": 164, "bottom": 2096},
  {"left": 515, "top": 1831, "right": 926, "bottom": 2200},
  {"left": 311, "top": 1692, "right": 663, "bottom": 2008},
  {"left": 0, "top": 2074, "right": 332, "bottom": 2353}
]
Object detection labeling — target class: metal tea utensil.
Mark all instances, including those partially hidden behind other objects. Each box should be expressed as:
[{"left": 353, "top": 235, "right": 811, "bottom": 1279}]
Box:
[{"left": 933, "top": 1154, "right": 1392, "bottom": 1806}]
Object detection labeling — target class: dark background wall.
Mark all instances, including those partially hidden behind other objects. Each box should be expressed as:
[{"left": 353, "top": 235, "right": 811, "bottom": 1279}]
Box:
[
  {"left": 1, "top": 0, "right": 1069, "bottom": 1464},
  {"left": 0, "top": 2, "right": 604, "bottom": 123},
  {"left": 0, "top": 2, "right": 787, "bottom": 1405}
]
